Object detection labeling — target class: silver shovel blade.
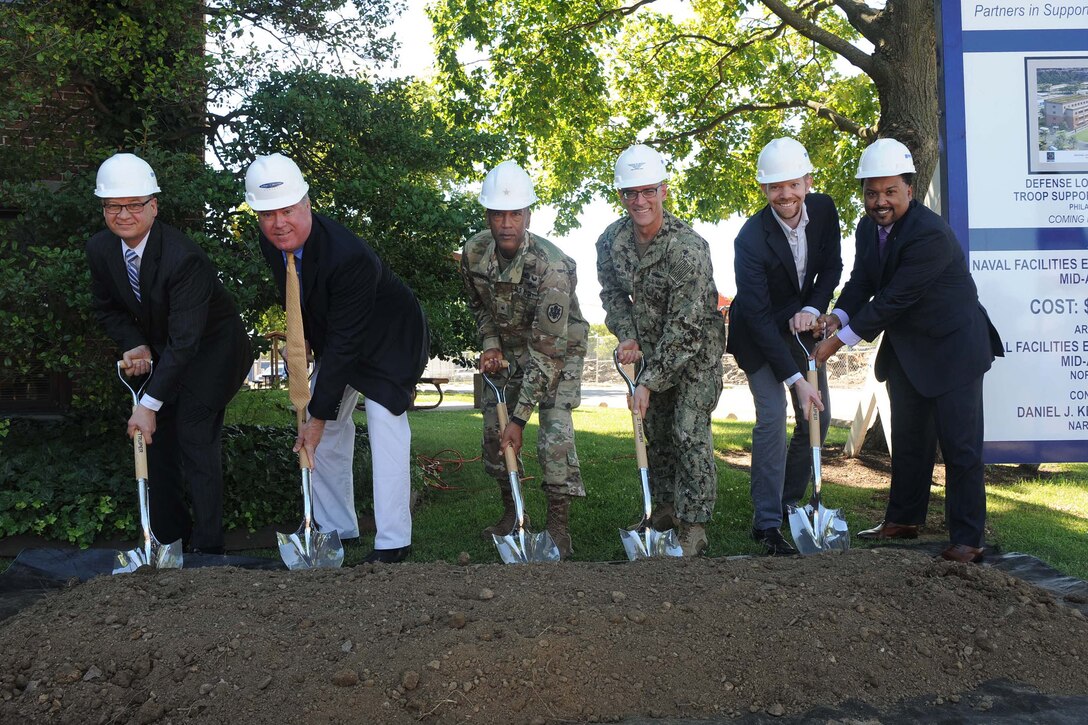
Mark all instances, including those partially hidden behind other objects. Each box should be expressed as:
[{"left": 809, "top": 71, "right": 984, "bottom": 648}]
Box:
[
  {"left": 492, "top": 527, "right": 561, "bottom": 564},
  {"left": 113, "top": 536, "right": 184, "bottom": 574},
  {"left": 276, "top": 528, "right": 345, "bottom": 570},
  {"left": 619, "top": 525, "right": 683, "bottom": 560},
  {"left": 788, "top": 503, "right": 850, "bottom": 555}
]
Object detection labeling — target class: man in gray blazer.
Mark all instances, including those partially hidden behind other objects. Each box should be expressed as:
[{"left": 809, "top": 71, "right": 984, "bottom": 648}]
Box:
[{"left": 728, "top": 138, "right": 842, "bottom": 555}]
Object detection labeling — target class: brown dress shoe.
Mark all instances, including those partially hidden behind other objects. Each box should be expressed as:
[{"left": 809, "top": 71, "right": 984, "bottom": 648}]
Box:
[
  {"left": 940, "top": 544, "right": 984, "bottom": 563},
  {"left": 856, "top": 520, "right": 919, "bottom": 540}
]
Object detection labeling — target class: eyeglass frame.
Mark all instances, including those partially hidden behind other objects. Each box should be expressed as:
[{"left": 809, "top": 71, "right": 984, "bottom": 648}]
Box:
[
  {"left": 102, "top": 198, "right": 155, "bottom": 216},
  {"left": 619, "top": 184, "right": 665, "bottom": 201}
]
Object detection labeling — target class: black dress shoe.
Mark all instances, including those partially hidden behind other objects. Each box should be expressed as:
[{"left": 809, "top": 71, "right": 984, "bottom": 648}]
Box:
[
  {"left": 362, "top": 545, "right": 412, "bottom": 564},
  {"left": 751, "top": 527, "right": 798, "bottom": 557}
]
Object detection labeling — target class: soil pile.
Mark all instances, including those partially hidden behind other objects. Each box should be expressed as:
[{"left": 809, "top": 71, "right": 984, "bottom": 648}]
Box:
[{"left": 1, "top": 549, "right": 1087, "bottom": 724}]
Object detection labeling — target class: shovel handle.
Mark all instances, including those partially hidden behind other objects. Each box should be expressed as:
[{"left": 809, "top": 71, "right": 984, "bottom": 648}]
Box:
[
  {"left": 631, "top": 410, "right": 649, "bottom": 469},
  {"left": 807, "top": 369, "right": 820, "bottom": 447},
  {"left": 117, "top": 358, "right": 152, "bottom": 370},
  {"left": 131, "top": 406, "right": 149, "bottom": 479},
  {"left": 495, "top": 401, "right": 520, "bottom": 472}
]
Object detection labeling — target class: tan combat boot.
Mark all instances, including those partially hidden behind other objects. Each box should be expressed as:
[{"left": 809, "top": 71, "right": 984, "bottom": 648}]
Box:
[
  {"left": 545, "top": 494, "right": 573, "bottom": 559},
  {"left": 481, "top": 487, "right": 528, "bottom": 539},
  {"left": 649, "top": 501, "right": 679, "bottom": 531},
  {"left": 678, "top": 522, "right": 708, "bottom": 557}
]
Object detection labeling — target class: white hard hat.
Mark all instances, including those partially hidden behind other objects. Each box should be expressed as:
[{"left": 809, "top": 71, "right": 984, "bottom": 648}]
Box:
[
  {"left": 614, "top": 144, "right": 667, "bottom": 189},
  {"left": 756, "top": 137, "right": 813, "bottom": 184},
  {"left": 94, "top": 153, "right": 161, "bottom": 198},
  {"left": 245, "top": 153, "right": 310, "bottom": 211},
  {"left": 855, "top": 138, "right": 916, "bottom": 179},
  {"left": 478, "top": 160, "right": 538, "bottom": 210}
]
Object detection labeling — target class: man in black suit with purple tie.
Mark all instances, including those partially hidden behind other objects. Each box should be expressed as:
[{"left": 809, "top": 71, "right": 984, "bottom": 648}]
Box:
[{"left": 813, "top": 138, "right": 1003, "bottom": 564}]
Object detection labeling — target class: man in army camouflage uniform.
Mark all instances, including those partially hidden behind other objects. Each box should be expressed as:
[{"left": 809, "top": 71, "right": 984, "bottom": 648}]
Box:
[
  {"left": 460, "top": 160, "right": 589, "bottom": 559},
  {"left": 597, "top": 144, "right": 726, "bottom": 557}
]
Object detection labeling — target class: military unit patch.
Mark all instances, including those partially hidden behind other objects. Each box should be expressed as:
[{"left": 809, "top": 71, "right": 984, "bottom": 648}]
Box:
[{"left": 547, "top": 303, "right": 563, "bottom": 323}]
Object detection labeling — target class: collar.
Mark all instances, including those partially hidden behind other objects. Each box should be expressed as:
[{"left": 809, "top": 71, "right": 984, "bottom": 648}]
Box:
[
  {"left": 120, "top": 231, "right": 150, "bottom": 259},
  {"left": 769, "top": 200, "right": 809, "bottom": 238}
]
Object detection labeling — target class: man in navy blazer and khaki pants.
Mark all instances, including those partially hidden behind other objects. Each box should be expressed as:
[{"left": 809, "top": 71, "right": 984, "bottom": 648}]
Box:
[
  {"left": 728, "top": 138, "right": 842, "bottom": 556},
  {"left": 814, "top": 139, "right": 1003, "bottom": 564},
  {"left": 246, "top": 154, "right": 429, "bottom": 564},
  {"left": 86, "top": 153, "right": 251, "bottom": 555}
]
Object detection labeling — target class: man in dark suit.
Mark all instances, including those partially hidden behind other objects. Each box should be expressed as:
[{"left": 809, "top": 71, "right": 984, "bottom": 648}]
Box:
[
  {"left": 728, "top": 138, "right": 842, "bottom": 556},
  {"left": 814, "top": 138, "right": 1003, "bottom": 564},
  {"left": 245, "top": 154, "right": 429, "bottom": 564},
  {"left": 86, "top": 153, "right": 251, "bottom": 555}
]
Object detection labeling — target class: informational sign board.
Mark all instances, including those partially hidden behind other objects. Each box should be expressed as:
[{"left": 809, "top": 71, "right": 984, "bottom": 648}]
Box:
[{"left": 941, "top": 1, "right": 1088, "bottom": 462}]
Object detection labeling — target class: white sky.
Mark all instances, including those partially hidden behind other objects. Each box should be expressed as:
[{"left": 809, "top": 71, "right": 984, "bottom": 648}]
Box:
[{"left": 386, "top": 0, "right": 856, "bottom": 323}]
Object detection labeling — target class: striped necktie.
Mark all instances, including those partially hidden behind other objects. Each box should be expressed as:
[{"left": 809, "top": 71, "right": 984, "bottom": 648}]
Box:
[{"left": 124, "top": 248, "right": 142, "bottom": 301}]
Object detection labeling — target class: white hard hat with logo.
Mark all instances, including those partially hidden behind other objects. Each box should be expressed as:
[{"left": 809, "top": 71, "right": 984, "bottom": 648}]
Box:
[
  {"left": 614, "top": 144, "right": 667, "bottom": 189},
  {"left": 94, "top": 153, "right": 161, "bottom": 198},
  {"left": 478, "top": 160, "right": 538, "bottom": 210},
  {"left": 855, "top": 138, "right": 916, "bottom": 179},
  {"left": 756, "top": 137, "right": 813, "bottom": 184},
  {"left": 245, "top": 153, "right": 310, "bottom": 211}
]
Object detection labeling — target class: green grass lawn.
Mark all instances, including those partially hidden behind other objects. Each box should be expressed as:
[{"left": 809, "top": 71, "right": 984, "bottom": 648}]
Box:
[
  {"left": 404, "top": 406, "right": 1088, "bottom": 578},
  {"left": 11, "top": 391, "right": 1081, "bottom": 578}
]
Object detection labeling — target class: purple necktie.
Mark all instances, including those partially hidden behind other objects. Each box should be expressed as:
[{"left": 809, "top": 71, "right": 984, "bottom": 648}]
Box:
[{"left": 878, "top": 225, "right": 890, "bottom": 256}]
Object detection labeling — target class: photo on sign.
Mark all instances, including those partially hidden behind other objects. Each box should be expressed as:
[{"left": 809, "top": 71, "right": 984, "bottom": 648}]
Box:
[{"left": 1026, "top": 56, "right": 1088, "bottom": 174}]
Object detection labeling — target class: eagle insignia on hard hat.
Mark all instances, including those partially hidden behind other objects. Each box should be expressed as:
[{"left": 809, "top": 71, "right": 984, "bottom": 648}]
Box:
[
  {"left": 547, "top": 303, "right": 563, "bottom": 323},
  {"left": 629, "top": 162, "right": 645, "bottom": 170}
]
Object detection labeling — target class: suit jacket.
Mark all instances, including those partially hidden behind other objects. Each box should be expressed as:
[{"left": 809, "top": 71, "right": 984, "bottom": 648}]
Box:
[
  {"left": 86, "top": 220, "right": 251, "bottom": 410},
  {"left": 727, "top": 193, "right": 843, "bottom": 380},
  {"left": 835, "top": 199, "right": 1003, "bottom": 397},
  {"left": 259, "top": 213, "right": 429, "bottom": 419}
]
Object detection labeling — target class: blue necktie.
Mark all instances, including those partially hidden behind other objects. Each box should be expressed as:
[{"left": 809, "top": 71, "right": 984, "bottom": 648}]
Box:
[{"left": 124, "top": 248, "right": 142, "bottom": 301}]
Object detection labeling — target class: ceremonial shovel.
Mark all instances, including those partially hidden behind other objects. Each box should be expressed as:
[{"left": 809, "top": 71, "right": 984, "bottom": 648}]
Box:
[
  {"left": 113, "top": 360, "right": 184, "bottom": 574},
  {"left": 276, "top": 254, "right": 343, "bottom": 570},
  {"left": 481, "top": 365, "right": 560, "bottom": 564},
  {"left": 787, "top": 333, "right": 850, "bottom": 554},
  {"left": 614, "top": 349, "right": 683, "bottom": 559}
]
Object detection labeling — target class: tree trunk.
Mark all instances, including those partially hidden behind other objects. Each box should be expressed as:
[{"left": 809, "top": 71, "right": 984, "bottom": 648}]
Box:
[{"left": 871, "top": 0, "right": 939, "bottom": 194}]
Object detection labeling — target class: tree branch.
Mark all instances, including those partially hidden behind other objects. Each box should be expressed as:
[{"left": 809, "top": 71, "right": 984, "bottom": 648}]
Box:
[
  {"left": 760, "top": 0, "right": 874, "bottom": 75},
  {"left": 570, "top": 0, "right": 659, "bottom": 31},
  {"left": 646, "top": 99, "right": 874, "bottom": 145},
  {"left": 832, "top": 0, "right": 881, "bottom": 44}
]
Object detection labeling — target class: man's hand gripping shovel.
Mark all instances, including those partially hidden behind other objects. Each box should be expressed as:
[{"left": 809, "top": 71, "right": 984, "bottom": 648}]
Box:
[
  {"left": 787, "top": 332, "right": 849, "bottom": 554},
  {"left": 481, "top": 361, "right": 560, "bottom": 564},
  {"left": 614, "top": 348, "right": 682, "bottom": 559},
  {"left": 113, "top": 360, "right": 183, "bottom": 574}
]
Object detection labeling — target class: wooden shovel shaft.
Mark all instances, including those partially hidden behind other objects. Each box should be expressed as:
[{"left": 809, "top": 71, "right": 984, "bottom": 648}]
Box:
[
  {"left": 631, "top": 409, "right": 649, "bottom": 469},
  {"left": 807, "top": 369, "right": 820, "bottom": 447},
  {"left": 495, "top": 400, "right": 519, "bottom": 472}
]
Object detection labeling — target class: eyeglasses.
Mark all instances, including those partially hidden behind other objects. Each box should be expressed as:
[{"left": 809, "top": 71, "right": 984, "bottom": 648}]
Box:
[
  {"left": 620, "top": 185, "right": 663, "bottom": 201},
  {"left": 102, "top": 199, "right": 153, "bottom": 215}
]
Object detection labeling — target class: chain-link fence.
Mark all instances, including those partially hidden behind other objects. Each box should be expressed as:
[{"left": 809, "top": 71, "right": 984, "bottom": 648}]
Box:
[{"left": 421, "top": 331, "right": 877, "bottom": 390}]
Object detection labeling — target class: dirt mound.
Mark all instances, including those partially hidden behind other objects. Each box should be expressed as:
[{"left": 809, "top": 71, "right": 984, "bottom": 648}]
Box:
[{"left": 1, "top": 549, "right": 1087, "bottom": 724}]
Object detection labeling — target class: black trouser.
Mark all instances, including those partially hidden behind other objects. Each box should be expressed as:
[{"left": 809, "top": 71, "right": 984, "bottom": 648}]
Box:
[
  {"left": 884, "top": 349, "right": 987, "bottom": 547},
  {"left": 147, "top": 396, "right": 226, "bottom": 550}
]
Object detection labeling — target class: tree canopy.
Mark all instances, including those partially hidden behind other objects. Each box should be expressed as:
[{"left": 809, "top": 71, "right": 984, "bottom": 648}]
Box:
[
  {"left": 1, "top": 0, "right": 491, "bottom": 419},
  {"left": 429, "top": 0, "right": 937, "bottom": 232}
]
